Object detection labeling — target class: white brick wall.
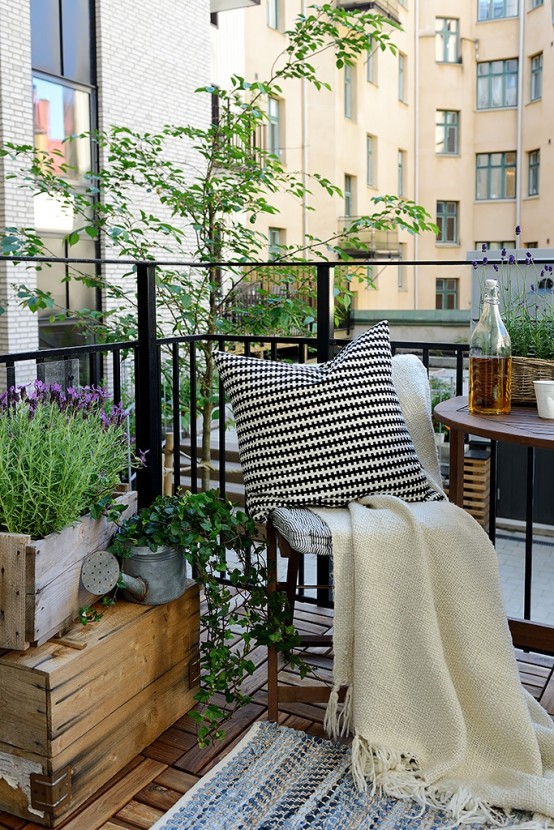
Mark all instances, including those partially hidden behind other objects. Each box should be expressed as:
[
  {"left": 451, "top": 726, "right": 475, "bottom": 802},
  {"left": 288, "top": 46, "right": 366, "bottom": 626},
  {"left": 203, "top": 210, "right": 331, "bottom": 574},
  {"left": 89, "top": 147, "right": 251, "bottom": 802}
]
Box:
[
  {"left": 0, "top": 0, "right": 38, "bottom": 356},
  {"left": 96, "top": 0, "right": 211, "bottom": 334}
]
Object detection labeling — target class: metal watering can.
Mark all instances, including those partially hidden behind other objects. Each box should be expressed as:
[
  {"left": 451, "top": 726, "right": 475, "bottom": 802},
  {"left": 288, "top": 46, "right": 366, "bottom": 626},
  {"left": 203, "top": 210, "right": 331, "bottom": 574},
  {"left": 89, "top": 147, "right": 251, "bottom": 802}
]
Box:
[{"left": 81, "top": 546, "right": 189, "bottom": 605}]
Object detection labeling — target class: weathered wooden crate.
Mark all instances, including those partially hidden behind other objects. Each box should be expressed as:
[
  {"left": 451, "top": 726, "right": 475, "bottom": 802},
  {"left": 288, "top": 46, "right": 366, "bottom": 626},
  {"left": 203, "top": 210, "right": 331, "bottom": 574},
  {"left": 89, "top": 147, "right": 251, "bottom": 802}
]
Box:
[
  {"left": 0, "top": 584, "right": 200, "bottom": 826},
  {"left": 0, "top": 489, "right": 137, "bottom": 650}
]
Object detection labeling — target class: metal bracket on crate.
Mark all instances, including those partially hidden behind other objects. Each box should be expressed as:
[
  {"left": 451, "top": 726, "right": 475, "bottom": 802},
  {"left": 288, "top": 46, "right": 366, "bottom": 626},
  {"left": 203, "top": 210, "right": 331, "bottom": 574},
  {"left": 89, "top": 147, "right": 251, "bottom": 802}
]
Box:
[{"left": 30, "top": 766, "right": 72, "bottom": 811}]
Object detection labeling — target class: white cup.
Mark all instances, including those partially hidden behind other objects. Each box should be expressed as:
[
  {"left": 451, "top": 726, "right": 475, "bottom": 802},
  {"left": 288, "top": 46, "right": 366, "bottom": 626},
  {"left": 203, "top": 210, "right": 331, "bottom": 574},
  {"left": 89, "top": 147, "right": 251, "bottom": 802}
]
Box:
[{"left": 533, "top": 380, "right": 554, "bottom": 419}]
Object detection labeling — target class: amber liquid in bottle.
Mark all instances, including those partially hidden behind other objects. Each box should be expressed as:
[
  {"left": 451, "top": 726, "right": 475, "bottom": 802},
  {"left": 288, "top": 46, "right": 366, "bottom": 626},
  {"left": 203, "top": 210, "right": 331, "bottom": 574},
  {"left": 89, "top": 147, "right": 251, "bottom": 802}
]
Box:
[{"left": 469, "top": 356, "right": 512, "bottom": 416}]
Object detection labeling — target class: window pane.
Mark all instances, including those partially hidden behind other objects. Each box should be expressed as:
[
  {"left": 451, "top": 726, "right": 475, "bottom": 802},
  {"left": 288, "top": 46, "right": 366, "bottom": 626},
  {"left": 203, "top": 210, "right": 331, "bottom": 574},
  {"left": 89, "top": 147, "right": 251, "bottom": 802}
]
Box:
[
  {"left": 67, "top": 237, "right": 97, "bottom": 311},
  {"left": 61, "top": 0, "right": 92, "bottom": 84},
  {"left": 31, "top": 0, "right": 61, "bottom": 76},
  {"left": 33, "top": 76, "right": 91, "bottom": 179},
  {"left": 37, "top": 237, "right": 66, "bottom": 316}
]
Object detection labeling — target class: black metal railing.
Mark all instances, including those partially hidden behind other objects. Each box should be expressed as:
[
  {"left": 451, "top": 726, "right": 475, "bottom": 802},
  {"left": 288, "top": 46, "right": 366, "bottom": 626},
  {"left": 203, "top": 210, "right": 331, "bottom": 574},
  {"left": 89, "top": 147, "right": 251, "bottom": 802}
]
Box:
[{"left": 0, "top": 254, "right": 546, "bottom": 623}]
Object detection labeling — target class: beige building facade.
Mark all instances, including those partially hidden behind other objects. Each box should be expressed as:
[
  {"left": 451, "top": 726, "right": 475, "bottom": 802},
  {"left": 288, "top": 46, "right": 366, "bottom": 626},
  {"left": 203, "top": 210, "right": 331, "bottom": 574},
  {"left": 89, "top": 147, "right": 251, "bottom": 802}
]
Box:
[{"left": 240, "top": 0, "right": 554, "bottom": 333}]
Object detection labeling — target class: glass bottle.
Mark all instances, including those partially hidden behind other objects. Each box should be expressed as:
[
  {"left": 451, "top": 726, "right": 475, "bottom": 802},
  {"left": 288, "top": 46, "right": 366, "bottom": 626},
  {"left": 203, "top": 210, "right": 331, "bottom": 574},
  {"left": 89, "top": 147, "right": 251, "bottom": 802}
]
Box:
[{"left": 469, "top": 278, "right": 512, "bottom": 415}]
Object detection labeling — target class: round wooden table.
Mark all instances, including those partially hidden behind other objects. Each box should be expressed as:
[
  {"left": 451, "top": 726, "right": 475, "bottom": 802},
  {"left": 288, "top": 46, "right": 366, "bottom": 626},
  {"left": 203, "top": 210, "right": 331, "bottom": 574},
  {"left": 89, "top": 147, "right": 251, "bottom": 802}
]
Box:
[{"left": 434, "top": 396, "right": 554, "bottom": 655}]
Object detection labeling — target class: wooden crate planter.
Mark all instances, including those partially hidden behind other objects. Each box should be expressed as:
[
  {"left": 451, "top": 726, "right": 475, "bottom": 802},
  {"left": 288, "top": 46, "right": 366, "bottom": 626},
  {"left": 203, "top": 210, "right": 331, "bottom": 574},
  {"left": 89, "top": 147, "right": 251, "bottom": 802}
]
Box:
[
  {"left": 0, "top": 489, "right": 137, "bottom": 650},
  {"left": 0, "top": 584, "right": 200, "bottom": 826}
]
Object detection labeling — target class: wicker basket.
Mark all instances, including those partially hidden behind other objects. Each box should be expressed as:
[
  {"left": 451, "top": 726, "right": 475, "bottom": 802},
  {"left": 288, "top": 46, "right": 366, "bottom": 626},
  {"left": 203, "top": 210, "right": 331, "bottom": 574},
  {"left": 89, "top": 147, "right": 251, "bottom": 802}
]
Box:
[{"left": 511, "top": 356, "right": 554, "bottom": 406}]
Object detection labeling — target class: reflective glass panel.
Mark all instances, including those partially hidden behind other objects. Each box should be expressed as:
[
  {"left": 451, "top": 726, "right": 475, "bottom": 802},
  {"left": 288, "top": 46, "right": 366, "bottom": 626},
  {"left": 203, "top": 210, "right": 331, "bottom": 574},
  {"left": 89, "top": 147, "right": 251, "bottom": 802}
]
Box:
[{"left": 33, "top": 76, "right": 91, "bottom": 180}]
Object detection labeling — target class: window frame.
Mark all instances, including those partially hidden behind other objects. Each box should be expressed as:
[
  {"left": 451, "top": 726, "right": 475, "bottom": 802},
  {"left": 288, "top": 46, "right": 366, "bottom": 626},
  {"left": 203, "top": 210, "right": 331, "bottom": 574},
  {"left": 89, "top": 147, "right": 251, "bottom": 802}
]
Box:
[
  {"left": 528, "top": 149, "right": 540, "bottom": 196},
  {"left": 477, "top": 59, "right": 518, "bottom": 109},
  {"left": 344, "top": 174, "right": 355, "bottom": 218},
  {"left": 436, "top": 201, "right": 459, "bottom": 244},
  {"left": 435, "top": 18, "right": 460, "bottom": 64},
  {"left": 366, "top": 135, "right": 375, "bottom": 187},
  {"left": 436, "top": 110, "right": 459, "bottom": 155},
  {"left": 476, "top": 151, "right": 517, "bottom": 200},
  {"left": 477, "top": 0, "right": 519, "bottom": 20},
  {"left": 397, "top": 149, "right": 406, "bottom": 197},
  {"left": 267, "top": 97, "right": 282, "bottom": 159},
  {"left": 530, "top": 52, "right": 543, "bottom": 101},
  {"left": 398, "top": 52, "right": 407, "bottom": 102},
  {"left": 435, "top": 278, "right": 459, "bottom": 310},
  {"left": 366, "top": 40, "right": 378, "bottom": 85},
  {"left": 267, "top": 0, "right": 279, "bottom": 29},
  {"left": 344, "top": 64, "right": 354, "bottom": 119}
]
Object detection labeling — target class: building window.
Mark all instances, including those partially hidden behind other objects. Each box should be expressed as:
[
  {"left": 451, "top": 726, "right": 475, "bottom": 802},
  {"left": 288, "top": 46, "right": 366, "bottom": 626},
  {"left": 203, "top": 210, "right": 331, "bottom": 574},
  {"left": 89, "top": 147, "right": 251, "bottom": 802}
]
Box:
[
  {"left": 435, "top": 18, "right": 459, "bottom": 63},
  {"left": 531, "top": 0, "right": 544, "bottom": 7},
  {"left": 366, "top": 135, "right": 375, "bottom": 186},
  {"left": 475, "top": 240, "right": 516, "bottom": 249},
  {"left": 397, "top": 150, "right": 406, "bottom": 196},
  {"left": 344, "top": 65, "right": 354, "bottom": 119},
  {"left": 436, "top": 201, "right": 458, "bottom": 243},
  {"left": 528, "top": 149, "right": 540, "bottom": 196},
  {"left": 436, "top": 278, "right": 459, "bottom": 310},
  {"left": 477, "top": 0, "right": 518, "bottom": 19},
  {"left": 397, "top": 245, "right": 405, "bottom": 289},
  {"left": 268, "top": 227, "right": 284, "bottom": 258},
  {"left": 267, "top": 0, "right": 279, "bottom": 29},
  {"left": 436, "top": 110, "right": 459, "bottom": 154},
  {"left": 366, "top": 41, "right": 378, "bottom": 84},
  {"left": 530, "top": 53, "right": 543, "bottom": 101},
  {"left": 344, "top": 175, "right": 355, "bottom": 217},
  {"left": 477, "top": 59, "right": 518, "bottom": 108},
  {"left": 398, "top": 53, "right": 406, "bottom": 101},
  {"left": 476, "top": 152, "right": 516, "bottom": 199},
  {"left": 267, "top": 97, "right": 282, "bottom": 159}
]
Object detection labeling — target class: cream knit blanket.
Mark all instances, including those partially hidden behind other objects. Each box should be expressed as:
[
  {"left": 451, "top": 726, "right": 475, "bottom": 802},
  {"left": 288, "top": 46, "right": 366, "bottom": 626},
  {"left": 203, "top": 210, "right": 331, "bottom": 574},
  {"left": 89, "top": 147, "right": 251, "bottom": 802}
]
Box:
[{"left": 313, "top": 496, "right": 554, "bottom": 827}]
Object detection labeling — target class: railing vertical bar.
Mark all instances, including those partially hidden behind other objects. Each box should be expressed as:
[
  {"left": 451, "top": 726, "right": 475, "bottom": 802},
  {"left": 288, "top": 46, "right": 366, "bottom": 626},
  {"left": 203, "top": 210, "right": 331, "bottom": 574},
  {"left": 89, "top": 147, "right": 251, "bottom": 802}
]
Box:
[
  {"left": 455, "top": 348, "right": 465, "bottom": 396},
  {"left": 189, "top": 342, "right": 198, "bottom": 493},
  {"left": 316, "top": 264, "right": 334, "bottom": 363},
  {"left": 523, "top": 447, "right": 535, "bottom": 620},
  {"left": 244, "top": 341, "right": 251, "bottom": 357},
  {"left": 270, "top": 341, "right": 277, "bottom": 360},
  {"left": 135, "top": 262, "right": 162, "bottom": 508},
  {"left": 6, "top": 361, "right": 15, "bottom": 389},
  {"left": 421, "top": 348, "right": 429, "bottom": 372},
  {"left": 112, "top": 350, "right": 121, "bottom": 403},
  {"left": 218, "top": 337, "right": 227, "bottom": 498},
  {"left": 316, "top": 263, "right": 334, "bottom": 607},
  {"left": 172, "top": 343, "right": 181, "bottom": 493},
  {"left": 299, "top": 343, "right": 307, "bottom": 364},
  {"left": 488, "top": 440, "right": 497, "bottom": 546}
]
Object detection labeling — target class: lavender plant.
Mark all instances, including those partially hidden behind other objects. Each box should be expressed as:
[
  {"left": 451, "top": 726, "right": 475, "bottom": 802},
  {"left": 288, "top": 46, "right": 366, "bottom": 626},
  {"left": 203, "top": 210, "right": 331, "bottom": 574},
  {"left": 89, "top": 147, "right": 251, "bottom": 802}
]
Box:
[
  {"left": 473, "top": 228, "right": 554, "bottom": 360},
  {"left": 0, "top": 381, "right": 131, "bottom": 538}
]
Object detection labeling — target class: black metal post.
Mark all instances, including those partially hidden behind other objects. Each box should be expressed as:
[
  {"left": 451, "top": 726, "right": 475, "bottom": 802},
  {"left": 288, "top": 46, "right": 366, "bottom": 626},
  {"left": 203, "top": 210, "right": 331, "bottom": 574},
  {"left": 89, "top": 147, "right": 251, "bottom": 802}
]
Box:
[
  {"left": 135, "top": 263, "right": 163, "bottom": 508},
  {"left": 316, "top": 263, "right": 334, "bottom": 607},
  {"left": 524, "top": 446, "right": 535, "bottom": 620},
  {"left": 316, "top": 264, "right": 334, "bottom": 363},
  {"left": 488, "top": 439, "right": 497, "bottom": 546}
]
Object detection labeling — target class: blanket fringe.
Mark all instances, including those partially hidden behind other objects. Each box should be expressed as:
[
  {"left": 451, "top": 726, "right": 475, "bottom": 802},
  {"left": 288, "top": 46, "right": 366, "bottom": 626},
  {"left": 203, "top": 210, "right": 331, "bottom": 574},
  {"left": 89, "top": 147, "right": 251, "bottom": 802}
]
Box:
[
  {"left": 324, "top": 685, "right": 353, "bottom": 741},
  {"left": 351, "top": 735, "right": 554, "bottom": 829}
]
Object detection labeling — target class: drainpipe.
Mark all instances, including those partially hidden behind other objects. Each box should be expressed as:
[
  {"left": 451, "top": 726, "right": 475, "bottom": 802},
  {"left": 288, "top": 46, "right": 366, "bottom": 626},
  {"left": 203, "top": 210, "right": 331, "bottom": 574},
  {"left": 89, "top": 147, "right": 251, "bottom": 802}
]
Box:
[
  {"left": 413, "top": 0, "right": 419, "bottom": 309},
  {"left": 515, "top": 0, "right": 524, "bottom": 248}
]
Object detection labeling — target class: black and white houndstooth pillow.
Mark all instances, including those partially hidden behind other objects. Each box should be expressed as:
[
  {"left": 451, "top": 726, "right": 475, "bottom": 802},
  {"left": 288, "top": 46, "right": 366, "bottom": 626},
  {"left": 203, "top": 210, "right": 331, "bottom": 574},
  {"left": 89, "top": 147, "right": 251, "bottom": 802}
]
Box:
[{"left": 214, "top": 321, "right": 443, "bottom": 521}]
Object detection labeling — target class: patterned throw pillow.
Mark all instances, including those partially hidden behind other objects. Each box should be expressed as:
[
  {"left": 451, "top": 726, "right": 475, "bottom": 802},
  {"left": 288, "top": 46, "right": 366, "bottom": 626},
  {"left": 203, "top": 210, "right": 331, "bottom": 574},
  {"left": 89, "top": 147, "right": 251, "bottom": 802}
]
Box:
[{"left": 213, "top": 321, "right": 444, "bottom": 521}]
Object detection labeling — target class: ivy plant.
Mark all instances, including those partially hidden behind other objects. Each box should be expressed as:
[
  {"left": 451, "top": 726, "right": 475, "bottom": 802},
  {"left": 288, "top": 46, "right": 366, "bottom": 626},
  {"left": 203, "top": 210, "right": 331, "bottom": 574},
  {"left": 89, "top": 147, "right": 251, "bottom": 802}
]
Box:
[{"left": 109, "top": 489, "right": 305, "bottom": 746}]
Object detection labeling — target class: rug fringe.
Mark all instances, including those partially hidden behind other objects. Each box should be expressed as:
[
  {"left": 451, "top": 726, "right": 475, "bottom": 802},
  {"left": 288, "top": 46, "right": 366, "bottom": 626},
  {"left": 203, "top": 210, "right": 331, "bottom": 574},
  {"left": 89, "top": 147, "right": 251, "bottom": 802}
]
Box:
[{"left": 351, "top": 734, "right": 554, "bottom": 829}]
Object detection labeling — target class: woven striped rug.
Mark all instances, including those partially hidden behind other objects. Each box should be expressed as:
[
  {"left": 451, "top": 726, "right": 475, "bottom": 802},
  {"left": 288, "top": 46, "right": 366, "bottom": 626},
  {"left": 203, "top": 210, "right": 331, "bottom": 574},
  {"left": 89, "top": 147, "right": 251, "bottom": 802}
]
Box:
[{"left": 150, "top": 721, "right": 502, "bottom": 830}]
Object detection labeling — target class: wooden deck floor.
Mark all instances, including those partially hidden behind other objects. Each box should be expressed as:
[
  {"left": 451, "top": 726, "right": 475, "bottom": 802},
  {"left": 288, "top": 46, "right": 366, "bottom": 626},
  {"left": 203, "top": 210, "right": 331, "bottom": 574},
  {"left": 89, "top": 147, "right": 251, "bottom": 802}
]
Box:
[{"left": 1, "top": 600, "right": 553, "bottom": 830}]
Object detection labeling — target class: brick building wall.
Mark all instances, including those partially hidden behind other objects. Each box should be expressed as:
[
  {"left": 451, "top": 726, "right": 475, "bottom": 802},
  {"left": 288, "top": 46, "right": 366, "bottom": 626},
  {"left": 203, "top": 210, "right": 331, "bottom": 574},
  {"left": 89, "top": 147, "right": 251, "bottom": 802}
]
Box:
[{"left": 0, "top": 0, "right": 37, "bottom": 356}]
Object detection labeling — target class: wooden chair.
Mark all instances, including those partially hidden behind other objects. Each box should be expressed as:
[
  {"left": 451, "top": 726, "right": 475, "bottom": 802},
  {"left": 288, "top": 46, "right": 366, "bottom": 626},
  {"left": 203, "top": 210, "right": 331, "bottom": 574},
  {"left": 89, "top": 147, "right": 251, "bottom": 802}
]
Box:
[{"left": 265, "top": 354, "right": 446, "bottom": 721}]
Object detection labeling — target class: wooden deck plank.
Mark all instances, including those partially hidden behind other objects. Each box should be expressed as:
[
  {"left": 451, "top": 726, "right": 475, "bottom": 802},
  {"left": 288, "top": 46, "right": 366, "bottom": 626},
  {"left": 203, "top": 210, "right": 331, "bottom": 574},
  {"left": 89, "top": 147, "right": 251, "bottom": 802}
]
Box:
[
  {"left": 134, "top": 782, "right": 182, "bottom": 813},
  {"left": 115, "top": 801, "right": 164, "bottom": 829},
  {"left": 153, "top": 768, "right": 199, "bottom": 795}
]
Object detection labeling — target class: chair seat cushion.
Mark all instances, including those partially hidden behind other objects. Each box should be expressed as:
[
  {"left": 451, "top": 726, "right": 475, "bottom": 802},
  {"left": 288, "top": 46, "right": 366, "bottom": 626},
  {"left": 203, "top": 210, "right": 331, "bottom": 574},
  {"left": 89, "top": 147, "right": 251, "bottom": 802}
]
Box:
[{"left": 270, "top": 507, "right": 332, "bottom": 557}]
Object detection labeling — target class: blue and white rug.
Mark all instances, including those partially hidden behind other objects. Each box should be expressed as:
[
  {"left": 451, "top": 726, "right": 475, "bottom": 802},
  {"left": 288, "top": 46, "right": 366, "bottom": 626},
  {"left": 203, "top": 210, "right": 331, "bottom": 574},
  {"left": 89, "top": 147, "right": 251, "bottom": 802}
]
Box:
[{"left": 151, "top": 721, "right": 497, "bottom": 829}]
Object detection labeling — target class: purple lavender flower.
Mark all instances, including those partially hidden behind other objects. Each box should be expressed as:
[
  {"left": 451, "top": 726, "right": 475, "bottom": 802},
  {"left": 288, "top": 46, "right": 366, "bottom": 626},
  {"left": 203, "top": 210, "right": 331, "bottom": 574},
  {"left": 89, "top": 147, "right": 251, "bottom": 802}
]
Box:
[
  {"left": 472, "top": 261, "right": 478, "bottom": 269},
  {"left": 501, "top": 248, "right": 507, "bottom": 258},
  {"left": 508, "top": 255, "right": 516, "bottom": 265},
  {"left": 482, "top": 257, "right": 488, "bottom": 265},
  {"left": 515, "top": 225, "right": 521, "bottom": 235},
  {"left": 481, "top": 243, "right": 487, "bottom": 253},
  {"left": 493, "top": 264, "right": 499, "bottom": 272}
]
